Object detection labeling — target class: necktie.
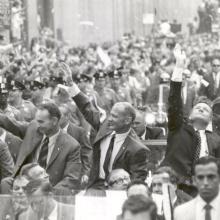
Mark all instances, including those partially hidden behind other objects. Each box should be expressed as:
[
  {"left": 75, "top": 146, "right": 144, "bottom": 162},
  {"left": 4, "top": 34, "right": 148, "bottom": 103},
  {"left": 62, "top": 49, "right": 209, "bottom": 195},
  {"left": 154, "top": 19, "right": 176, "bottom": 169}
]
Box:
[
  {"left": 38, "top": 137, "right": 49, "bottom": 168},
  {"left": 194, "top": 130, "right": 201, "bottom": 163},
  {"left": 204, "top": 203, "right": 212, "bottom": 220},
  {"left": 103, "top": 134, "right": 115, "bottom": 178}
]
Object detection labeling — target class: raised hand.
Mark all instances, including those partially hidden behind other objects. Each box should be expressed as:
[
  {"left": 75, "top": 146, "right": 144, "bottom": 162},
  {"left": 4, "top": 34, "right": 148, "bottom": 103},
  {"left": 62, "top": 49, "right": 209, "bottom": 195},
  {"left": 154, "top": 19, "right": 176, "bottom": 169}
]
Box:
[
  {"left": 59, "top": 62, "right": 73, "bottom": 86},
  {"left": 173, "top": 44, "right": 186, "bottom": 68}
]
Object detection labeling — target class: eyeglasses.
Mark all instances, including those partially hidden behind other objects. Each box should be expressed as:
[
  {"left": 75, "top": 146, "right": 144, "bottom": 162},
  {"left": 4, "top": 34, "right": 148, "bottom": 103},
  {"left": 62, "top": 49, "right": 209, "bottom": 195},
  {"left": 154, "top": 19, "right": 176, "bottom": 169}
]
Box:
[
  {"left": 212, "top": 64, "right": 220, "bottom": 67},
  {"left": 110, "top": 176, "right": 130, "bottom": 186}
]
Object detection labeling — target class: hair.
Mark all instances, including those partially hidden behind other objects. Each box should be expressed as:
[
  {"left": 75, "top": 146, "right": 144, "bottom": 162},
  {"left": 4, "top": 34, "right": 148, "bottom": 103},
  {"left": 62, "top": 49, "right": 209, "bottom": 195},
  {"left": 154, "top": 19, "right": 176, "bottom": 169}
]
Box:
[
  {"left": 20, "top": 163, "right": 40, "bottom": 180},
  {"left": 194, "top": 156, "right": 220, "bottom": 175},
  {"left": 114, "top": 102, "right": 136, "bottom": 122},
  {"left": 127, "top": 180, "right": 149, "bottom": 192},
  {"left": 193, "top": 96, "right": 212, "bottom": 109},
  {"left": 154, "top": 166, "right": 179, "bottom": 185},
  {"left": 24, "top": 179, "right": 53, "bottom": 196},
  {"left": 59, "top": 103, "right": 71, "bottom": 116},
  {"left": 107, "top": 169, "right": 130, "bottom": 185},
  {"left": 38, "top": 102, "right": 61, "bottom": 120},
  {"left": 122, "top": 195, "right": 157, "bottom": 220}
]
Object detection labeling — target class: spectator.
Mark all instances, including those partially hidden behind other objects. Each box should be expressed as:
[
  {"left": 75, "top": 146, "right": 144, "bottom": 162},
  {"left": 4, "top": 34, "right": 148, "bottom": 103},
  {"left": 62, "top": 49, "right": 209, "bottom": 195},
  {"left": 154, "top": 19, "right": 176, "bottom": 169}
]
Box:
[
  {"left": 127, "top": 180, "right": 151, "bottom": 197},
  {"left": 107, "top": 169, "right": 131, "bottom": 190},
  {"left": 21, "top": 179, "right": 75, "bottom": 220},
  {"left": 174, "top": 156, "right": 220, "bottom": 220},
  {"left": 120, "top": 195, "right": 157, "bottom": 220}
]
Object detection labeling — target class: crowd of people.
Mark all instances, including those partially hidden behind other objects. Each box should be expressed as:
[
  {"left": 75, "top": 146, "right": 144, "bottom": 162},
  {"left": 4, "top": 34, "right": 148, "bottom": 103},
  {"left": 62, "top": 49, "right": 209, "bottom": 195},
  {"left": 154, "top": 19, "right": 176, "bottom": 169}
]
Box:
[{"left": 0, "top": 25, "right": 219, "bottom": 220}]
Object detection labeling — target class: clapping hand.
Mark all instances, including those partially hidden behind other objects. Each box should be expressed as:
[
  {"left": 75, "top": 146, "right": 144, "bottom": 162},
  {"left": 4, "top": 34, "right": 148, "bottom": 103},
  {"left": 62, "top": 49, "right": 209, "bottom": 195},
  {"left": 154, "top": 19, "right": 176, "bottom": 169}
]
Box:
[{"left": 173, "top": 44, "right": 186, "bottom": 69}]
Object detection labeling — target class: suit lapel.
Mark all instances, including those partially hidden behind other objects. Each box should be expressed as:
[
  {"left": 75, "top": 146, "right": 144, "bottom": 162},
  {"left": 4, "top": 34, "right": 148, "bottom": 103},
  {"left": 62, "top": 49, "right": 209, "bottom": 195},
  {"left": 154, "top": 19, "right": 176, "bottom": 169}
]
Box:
[{"left": 46, "top": 132, "right": 62, "bottom": 169}]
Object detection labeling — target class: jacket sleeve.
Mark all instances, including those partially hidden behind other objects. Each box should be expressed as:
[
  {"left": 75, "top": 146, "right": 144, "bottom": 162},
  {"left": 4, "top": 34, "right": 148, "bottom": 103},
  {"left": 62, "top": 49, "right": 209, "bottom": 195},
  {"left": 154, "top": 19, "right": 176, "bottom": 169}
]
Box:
[
  {"left": 73, "top": 92, "right": 101, "bottom": 131},
  {"left": 0, "top": 141, "right": 14, "bottom": 179},
  {"left": 0, "top": 114, "right": 28, "bottom": 139},
  {"left": 78, "top": 127, "right": 93, "bottom": 176},
  {"left": 168, "top": 81, "right": 183, "bottom": 131},
  {"left": 129, "top": 148, "right": 149, "bottom": 181}
]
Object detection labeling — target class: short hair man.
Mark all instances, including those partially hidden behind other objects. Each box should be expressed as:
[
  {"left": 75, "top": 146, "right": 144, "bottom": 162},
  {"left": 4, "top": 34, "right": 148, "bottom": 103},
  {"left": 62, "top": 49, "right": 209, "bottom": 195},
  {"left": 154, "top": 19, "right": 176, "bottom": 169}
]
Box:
[
  {"left": 151, "top": 166, "right": 191, "bottom": 208},
  {"left": 121, "top": 195, "right": 157, "bottom": 220},
  {"left": 0, "top": 102, "right": 81, "bottom": 195},
  {"left": 21, "top": 179, "right": 75, "bottom": 220},
  {"left": 60, "top": 75, "right": 149, "bottom": 189},
  {"left": 174, "top": 156, "right": 220, "bottom": 220},
  {"left": 107, "top": 169, "right": 131, "bottom": 190}
]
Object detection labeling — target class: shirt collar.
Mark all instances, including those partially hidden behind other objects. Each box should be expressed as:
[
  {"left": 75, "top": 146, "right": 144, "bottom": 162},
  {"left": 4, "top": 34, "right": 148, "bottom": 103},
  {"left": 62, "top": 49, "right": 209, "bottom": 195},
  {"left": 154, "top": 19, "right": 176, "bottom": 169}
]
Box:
[
  {"left": 43, "top": 129, "right": 60, "bottom": 143},
  {"left": 0, "top": 130, "right": 6, "bottom": 142},
  {"left": 47, "top": 201, "right": 57, "bottom": 220},
  {"left": 194, "top": 122, "right": 213, "bottom": 132},
  {"left": 197, "top": 193, "right": 220, "bottom": 210},
  {"left": 63, "top": 123, "right": 69, "bottom": 133},
  {"left": 114, "top": 128, "right": 131, "bottom": 140}
]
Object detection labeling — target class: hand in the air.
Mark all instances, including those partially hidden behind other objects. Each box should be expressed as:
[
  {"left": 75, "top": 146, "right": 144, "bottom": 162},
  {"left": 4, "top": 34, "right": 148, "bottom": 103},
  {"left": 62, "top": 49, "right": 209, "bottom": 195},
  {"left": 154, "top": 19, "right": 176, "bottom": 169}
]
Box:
[{"left": 173, "top": 44, "right": 186, "bottom": 68}]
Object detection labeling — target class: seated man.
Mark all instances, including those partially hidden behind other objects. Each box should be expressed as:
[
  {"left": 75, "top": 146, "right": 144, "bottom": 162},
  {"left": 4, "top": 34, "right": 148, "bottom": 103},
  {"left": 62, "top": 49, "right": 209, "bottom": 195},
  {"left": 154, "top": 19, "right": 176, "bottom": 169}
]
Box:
[
  {"left": 1, "top": 175, "right": 29, "bottom": 220},
  {"left": 20, "top": 179, "right": 75, "bottom": 220},
  {"left": 132, "top": 110, "right": 165, "bottom": 140},
  {"left": 151, "top": 166, "right": 191, "bottom": 208},
  {"left": 107, "top": 169, "right": 131, "bottom": 190},
  {"left": 120, "top": 195, "right": 157, "bottom": 220},
  {"left": 127, "top": 180, "right": 151, "bottom": 198}
]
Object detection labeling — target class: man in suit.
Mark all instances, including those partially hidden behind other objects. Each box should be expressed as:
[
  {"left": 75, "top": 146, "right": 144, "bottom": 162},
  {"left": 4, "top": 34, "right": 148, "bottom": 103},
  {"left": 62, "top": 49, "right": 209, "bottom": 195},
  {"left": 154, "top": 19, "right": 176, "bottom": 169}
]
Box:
[
  {"left": 162, "top": 45, "right": 220, "bottom": 182},
  {"left": 199, "top": 57, "right": 220, "bottom": 100},
  {"left": 132, "top": 110, "right": 165, "bottom": 140},
  {"left": 58, "top": 76, "right": 150, "bottom": 189},
  {"left": 0, "top": 127, "right": 22, "bottom": 162},
  {"left": 20, "top": 179, "right": 75, "bottom": 220},
  {"left": 174, "top": 156, "right": 220, "bottom": 220},
  {"left": 59, "top": 103, "right": 92, "bottom": 186},
  {"left": 0, "top": 102, "right": 81, "bottom": 195}
]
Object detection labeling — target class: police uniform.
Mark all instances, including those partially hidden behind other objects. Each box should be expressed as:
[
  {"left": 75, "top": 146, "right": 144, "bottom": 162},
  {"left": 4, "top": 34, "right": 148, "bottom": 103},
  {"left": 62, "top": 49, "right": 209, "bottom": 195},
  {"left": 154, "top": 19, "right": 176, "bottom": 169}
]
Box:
[
  {"left": 93, "top": 70, "right": 118, "bottom": 114},
  {"left": 108, "top": 69, "right": 132, "bottom": 103}
]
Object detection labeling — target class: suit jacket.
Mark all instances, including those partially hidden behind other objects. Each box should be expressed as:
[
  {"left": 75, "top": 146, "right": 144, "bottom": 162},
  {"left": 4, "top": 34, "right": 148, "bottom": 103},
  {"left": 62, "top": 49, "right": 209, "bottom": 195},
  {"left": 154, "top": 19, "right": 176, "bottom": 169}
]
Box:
[
  {"left": 199, "top": 72, "right": 220, "bottom": 100},
  {"left": 0, "top": 139, "right": 14, "bottom": 181},
  {"left": 19, "top": 201, "right": 75, "bottom": 220},
  {"left": 145, "top": 126, "right": 165, "bottom": 140},
  {"left": 182, "top": 83, "right": 196, "bottom": 117},
  {"left": 0, "top": 116, "right": 81, "bottom": 194},
  {"left": 5, "top": 131, "right": 22, "bottom": 163},
  {"left": 162, "top": 81, "right": 220, "bottom": 179},
  {"left": 73, "top": 92, "right": 150, "bottom": 185},
  {"left": 66, "top": 122, "right": 92, "bottom": 176}
]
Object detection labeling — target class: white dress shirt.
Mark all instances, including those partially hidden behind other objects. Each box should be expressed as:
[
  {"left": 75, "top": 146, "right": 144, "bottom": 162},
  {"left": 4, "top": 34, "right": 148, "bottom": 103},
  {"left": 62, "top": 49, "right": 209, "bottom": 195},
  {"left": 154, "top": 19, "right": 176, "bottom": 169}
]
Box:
[
  {"left": 62, "top": 123, "right": 69, "bottom": 133},
  {"left": 99, "top": 129, "right": 130, "bottom": 179},
  {"left": 198, "top": 130, "right": 209, "bottom": 158},
  {"left": 35, "top": 129, "right": 61, "bottom": 165},
  {"left": 0, "top": 130, "right": 6, "bottom": 142},
  {"left": 195, "top": 194, "right": 220, "bottom": 220},
  {"left": 40, "top": 201, "right": 58, "bottom": 220}
]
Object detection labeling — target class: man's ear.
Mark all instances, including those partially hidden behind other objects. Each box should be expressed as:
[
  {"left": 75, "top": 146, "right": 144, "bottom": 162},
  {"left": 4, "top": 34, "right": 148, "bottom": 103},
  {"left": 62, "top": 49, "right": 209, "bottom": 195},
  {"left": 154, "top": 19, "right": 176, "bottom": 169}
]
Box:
[{"left": 125, "top": 116, "right": 132, "bottom": 125}]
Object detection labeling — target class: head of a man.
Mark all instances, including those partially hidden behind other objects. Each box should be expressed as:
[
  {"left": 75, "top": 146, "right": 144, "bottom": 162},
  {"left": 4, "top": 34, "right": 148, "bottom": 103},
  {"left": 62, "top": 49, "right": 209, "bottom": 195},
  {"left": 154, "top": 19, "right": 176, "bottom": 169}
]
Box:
[
  {"left": 132, "top": 110, "right": 146, "bottom": 137},
  {"left": 8, "top": 89, "right": 22, "bottom": 106},
  {"left": 20, "top": 163, "right": 49, "bottom": 182},
  {"left": 211, "top": 58, "right": 220, "bottom": 74},
  {"left": 24, "top": 179, "right": 54, "bottom": 216},
  {"left": 121, "top": 195, "right": 157, "bottom": 220},
  {"left": 127, "top": 180, "right": 150, "bottom": 197},
  {"left": 35, "top": 103, "right": 61, "bottom": 136},
  {"left": 107, "top": 169, "right": 131, "bottom": 190},
  {"left": 108, "top": 102, "right": 136, "bottom": 133},
  {"left": 59, "top": 104, "right": 70, "bottom": 128},
  {"left": 189, "top": 97, "right": 212, "bottom": 126},
  {"left": 193, "top": 156, "right": 220, "bottom": 203},
  {"left": 151, "top": 166, "right": 178, "bottom": 195}
]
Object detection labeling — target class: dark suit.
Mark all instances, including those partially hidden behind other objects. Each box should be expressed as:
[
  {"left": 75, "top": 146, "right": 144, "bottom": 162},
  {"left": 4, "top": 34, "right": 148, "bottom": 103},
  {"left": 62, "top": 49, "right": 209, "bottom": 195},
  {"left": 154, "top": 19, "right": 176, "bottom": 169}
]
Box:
[
  {"left": 5, "top": 131, "right": 22, "bottom": 163},
  {"left": 19, "top": 202, "right": 75, "bottom": 220},
  {"left": 0, "top": 140, "right": 14, "bottom": 181},
  {"left": 162, "top": 81, "right": 220, "bottom": 180},
  {"left": 144, "top": 126, "right": 165, "bottom": 140},
  {"left": 182, "top": 83, "right": 196, "bottom": 117},
  {"left": 73, "top": 92, "right": 150, "bottom": 186},
  {"left": 199, "top": 72, "right": 220, "bottom": 100},
  {"left": 66, "top": 122, "right": 92, "bottom": 176},
  {"left": 0, "top": 116, "right": 81, "bottom": 194}
]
